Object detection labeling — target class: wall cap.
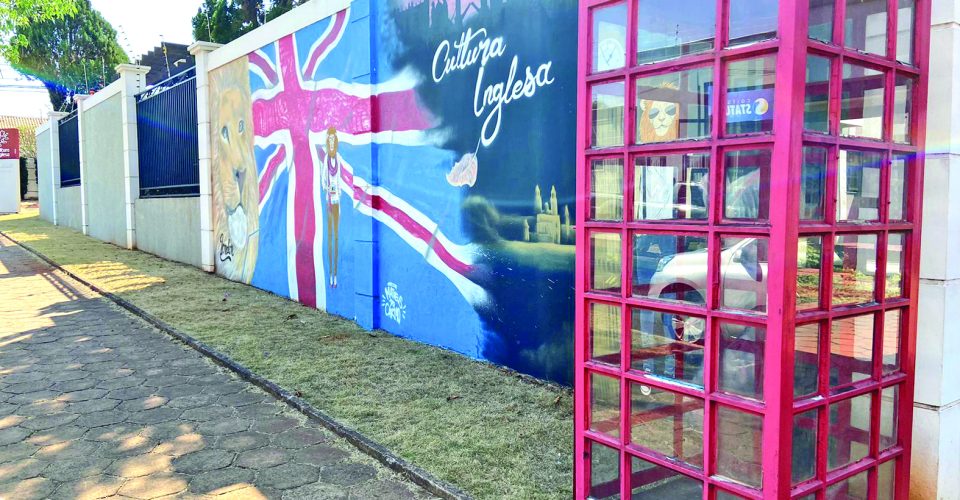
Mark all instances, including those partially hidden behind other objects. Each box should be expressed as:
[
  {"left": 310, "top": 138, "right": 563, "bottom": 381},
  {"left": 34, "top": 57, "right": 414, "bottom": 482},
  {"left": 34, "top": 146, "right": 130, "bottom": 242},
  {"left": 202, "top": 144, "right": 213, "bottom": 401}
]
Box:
[
  {"left": 188, "top": 41, "right": 222, "bottom": 55},
  {"left": 82, "top": 79, "right": 123, "bottom": 109},
  {"left": 115, "top": 64, "right": 151, "bottom": 75}
]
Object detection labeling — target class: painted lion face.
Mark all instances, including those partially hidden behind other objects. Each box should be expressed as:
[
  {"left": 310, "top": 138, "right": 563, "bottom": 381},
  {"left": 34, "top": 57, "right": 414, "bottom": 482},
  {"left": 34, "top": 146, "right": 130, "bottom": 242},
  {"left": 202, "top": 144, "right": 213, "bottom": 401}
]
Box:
[
  {"left": 211, "top": 58, "right": 258, "bottom": 284},
  {"left": 639, "top": 99, "right": 679, "bottom": 143}
]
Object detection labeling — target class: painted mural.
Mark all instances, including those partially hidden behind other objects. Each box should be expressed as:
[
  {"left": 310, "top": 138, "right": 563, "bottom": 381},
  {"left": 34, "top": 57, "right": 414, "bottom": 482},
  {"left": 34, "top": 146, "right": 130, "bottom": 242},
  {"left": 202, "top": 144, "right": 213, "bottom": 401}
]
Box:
[{"left": 209, "top": 0, "right": 578, "bottom": 384}]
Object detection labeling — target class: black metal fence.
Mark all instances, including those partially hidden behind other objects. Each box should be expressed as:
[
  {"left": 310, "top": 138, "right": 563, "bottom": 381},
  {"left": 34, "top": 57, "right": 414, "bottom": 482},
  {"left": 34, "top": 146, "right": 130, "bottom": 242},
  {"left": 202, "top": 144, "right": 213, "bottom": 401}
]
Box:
[
  {"left": 58, "top": 111, "right": 81, "bottom": 187},
  {"left": 136, "top": 68, "right": 199, "bottom": 198}
]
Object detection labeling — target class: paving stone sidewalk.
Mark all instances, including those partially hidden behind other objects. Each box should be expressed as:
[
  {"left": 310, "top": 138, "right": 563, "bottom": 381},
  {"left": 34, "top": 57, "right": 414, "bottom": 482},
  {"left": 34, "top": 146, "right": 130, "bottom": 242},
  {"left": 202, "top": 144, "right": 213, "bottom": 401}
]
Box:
[{"left": 0, "top": 237, "right": 434, "bottom": 500}]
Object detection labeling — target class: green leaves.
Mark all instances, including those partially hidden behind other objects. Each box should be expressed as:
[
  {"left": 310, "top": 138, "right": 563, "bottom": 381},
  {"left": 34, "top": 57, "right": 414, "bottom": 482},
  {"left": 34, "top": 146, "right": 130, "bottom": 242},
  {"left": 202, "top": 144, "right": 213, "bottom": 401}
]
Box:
[
  {"left": 0, "top": 0, "right": 79, "bottom": 64},
  {"left": 192, "top": 0, "right": 305, "bottom": 44}
]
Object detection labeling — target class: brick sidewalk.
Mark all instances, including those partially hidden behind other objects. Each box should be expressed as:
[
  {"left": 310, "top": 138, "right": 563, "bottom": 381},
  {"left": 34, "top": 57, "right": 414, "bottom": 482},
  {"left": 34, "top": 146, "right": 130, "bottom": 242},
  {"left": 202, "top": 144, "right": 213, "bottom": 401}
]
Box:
[{"left": 0, "top": 237, "right": 433, "bottom": 500}]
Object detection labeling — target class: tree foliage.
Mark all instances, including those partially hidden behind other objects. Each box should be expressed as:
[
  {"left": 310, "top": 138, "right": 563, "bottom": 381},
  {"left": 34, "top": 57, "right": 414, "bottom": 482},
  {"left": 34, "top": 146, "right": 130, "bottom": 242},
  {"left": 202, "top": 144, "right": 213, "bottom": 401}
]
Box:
[
  {"left": 0, "top": 0, "right": 78, "bottom": 64},
  {"left": 10, "top": 0, "right": 128, "bottom": 111},
  {"left": 193, "top": 0, "right": 306, "bottom": 44}
]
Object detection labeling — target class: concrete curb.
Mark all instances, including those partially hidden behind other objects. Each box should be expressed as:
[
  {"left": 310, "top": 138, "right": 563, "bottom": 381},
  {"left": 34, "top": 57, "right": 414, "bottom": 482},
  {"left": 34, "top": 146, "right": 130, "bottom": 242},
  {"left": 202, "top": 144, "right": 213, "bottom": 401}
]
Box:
[{"left": 0, "top": 230, "right": 472, "bottom": 500}]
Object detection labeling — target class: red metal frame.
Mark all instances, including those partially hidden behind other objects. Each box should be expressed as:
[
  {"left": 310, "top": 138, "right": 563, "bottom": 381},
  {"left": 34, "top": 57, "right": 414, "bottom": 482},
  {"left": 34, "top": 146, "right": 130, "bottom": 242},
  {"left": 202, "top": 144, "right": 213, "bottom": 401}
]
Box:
[{"left": 575, "top": 0, "right": 931, "bottom": 497}]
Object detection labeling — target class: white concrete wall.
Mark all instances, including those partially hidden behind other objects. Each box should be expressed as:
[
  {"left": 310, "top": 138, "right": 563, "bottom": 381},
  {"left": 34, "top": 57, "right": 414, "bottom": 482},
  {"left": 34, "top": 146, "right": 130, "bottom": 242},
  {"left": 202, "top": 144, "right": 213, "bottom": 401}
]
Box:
[
  {"left": 81, "top": 91, "right": 127, "bottom": 246},
  {"left": 56, "top": 186, "right": 83, "bottom": 231},
  {"left": 913, "top": 1, "right": 960, "bottom": 498},
  {"left": 134, "top": 197, "right": 201, "bottom": 267},
  {"left": 36, "top": 127, "right": 53, "bottom": 222}
]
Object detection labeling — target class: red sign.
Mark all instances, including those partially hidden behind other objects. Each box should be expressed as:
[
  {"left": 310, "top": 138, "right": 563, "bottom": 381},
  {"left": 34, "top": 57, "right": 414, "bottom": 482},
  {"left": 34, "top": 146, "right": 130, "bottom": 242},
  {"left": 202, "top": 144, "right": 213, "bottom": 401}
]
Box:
[{"left": 0, "top": 129, "right": 19, "bottom": 160}]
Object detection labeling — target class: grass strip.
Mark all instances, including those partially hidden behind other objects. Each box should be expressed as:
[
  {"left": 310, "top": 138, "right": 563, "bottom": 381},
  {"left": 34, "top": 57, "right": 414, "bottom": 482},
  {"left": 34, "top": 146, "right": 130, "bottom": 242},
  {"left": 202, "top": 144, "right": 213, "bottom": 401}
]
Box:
[{"left": 0, "top": 210, "right": 573, "bottom": 499}]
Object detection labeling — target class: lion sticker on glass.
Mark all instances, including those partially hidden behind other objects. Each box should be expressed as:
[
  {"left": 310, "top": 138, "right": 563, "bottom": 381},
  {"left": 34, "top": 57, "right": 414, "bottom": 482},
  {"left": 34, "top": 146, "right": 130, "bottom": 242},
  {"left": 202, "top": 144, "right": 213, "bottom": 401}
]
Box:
[
  {"left": 637, "top": 82, "right": 680, "bottom": 144},
  {"left": 211, "top": 57, "right": 259, "bottom": 283}
]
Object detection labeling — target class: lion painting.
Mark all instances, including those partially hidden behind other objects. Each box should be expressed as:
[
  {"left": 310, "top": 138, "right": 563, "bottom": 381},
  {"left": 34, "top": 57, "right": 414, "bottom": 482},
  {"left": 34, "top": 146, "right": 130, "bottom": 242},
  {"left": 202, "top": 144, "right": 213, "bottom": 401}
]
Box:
[
  {"left": 210, "top": 57, "right": 259, "bottom": 284},
  {"left": 637, "top": 82, "right": 680, "bottom": 144}
]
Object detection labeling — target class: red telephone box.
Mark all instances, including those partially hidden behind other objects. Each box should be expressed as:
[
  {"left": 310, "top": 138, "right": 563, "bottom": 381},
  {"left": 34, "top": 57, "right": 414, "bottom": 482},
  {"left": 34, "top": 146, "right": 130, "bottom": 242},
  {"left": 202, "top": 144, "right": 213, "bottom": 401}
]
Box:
[{"left": 574, "top": 0, "right": 931, "bottom": 498}]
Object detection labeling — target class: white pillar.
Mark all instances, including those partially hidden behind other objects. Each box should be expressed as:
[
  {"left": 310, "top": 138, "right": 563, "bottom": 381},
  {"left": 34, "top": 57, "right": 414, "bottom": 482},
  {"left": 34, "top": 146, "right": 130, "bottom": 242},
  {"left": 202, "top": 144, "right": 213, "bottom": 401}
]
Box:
[
  {"left": 74, "top": 94, "right": 89, "bottom": 235},
  {"left": 189, "top": 41, "right": 222, "bottom": 273},
  {"left": 115, "top": 64, "right": 150, "bottom": 250},
  {"left": 913, "top": 1, "right": 960, "bottom": 499},
  {"left": 47, "top": 111, "right": 68, "bottom": 226}
]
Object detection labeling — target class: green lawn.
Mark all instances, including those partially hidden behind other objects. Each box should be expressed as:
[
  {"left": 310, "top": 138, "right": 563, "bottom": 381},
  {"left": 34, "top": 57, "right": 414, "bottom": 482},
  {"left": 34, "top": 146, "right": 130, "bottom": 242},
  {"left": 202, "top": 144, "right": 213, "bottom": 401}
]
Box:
[{"left": 0, "top": 209, "right": 573, "bottom": 499}]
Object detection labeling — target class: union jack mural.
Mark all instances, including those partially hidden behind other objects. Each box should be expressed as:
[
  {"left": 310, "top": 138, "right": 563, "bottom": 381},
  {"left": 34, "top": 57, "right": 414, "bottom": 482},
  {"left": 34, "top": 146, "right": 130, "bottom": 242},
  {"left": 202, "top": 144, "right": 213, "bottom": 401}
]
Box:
[{"left": 245, "top": 8, "right": 488, "bottom": 311}]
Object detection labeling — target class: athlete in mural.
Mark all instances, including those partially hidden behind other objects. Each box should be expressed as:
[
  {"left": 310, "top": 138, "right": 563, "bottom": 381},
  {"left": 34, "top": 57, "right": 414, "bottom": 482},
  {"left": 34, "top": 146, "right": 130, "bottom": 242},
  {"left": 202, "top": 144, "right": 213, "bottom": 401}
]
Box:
[{"left": 321, "top": 127, "right": 341, "bottom": 287}]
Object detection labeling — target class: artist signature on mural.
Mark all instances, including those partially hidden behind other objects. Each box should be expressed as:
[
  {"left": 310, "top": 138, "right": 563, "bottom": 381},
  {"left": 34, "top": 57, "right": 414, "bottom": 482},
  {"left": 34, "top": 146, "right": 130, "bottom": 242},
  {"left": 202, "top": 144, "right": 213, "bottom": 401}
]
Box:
[
  {"left": 218, "top": 233, "right": 235, "bottom": 263},
  {"left": 432, "top": 27, "right": 554, "bottom": 148},
  {"left": 382, "top": 282, "right": 406, "bottom": 325}
]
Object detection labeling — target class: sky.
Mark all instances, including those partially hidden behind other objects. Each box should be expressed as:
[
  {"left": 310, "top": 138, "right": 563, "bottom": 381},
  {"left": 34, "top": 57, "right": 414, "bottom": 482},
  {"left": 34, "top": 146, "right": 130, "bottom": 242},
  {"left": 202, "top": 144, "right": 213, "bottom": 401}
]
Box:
[{"left": 90, "top": 0, "right": 203, "bottom": 58}]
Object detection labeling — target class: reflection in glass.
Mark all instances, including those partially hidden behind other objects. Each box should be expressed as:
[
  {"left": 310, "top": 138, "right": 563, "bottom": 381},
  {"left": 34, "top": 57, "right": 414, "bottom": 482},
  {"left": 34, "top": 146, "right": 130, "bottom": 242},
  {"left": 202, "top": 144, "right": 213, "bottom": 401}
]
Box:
[
  {"left": 837, "top": 150, "right": 883, "bottom": 223},
  {"left": 634, "top": 154, "right": 709, "bottom": 221},
  {"left": 831, "top": 314, "right": 875, "bottom": 388},
  {"left": 829, "top": 394, "right": 872, "bottom": 470},
  {"left": 591, "top": 373, "right": 621, "bottom": 438},
  {"left": 833, "top": 233, "right": 879, "bottom": 306},
  {"left": 592, "top": 3, "right": 628, "bottom": 73},
  {"left": 887, "top": 233, "right": 905, "bottom": 299},
  {"left": 716, "top": 406, "right": 763, "bottom": 488},
  {"left": 845, "top": 0, "right": 887, "bottom": 56},
  {"left": 883, "top": 309, "right": 902, "bottom": 373},
  {"left": 633, "top": 234, "right": 708, "bottom": 304},
  {"left": 826, "top": 470, "right": 869, "bottom": 500},
  {"left": 636, "top": 68, "right": 713, "bottom": 144},
  {"left": 798, "top": 236, "right": 823, "bottom": 311},
  {"left": 727, "top": 56, "right": 776, "bottom": 135},
  {"left": 894, "top": 74, "right": 915, "bottom": 143},
  {"left": 880, "top": 384, "right": 899, "bottom": 450},
  {"left": 795, "top": 323, "right": 820, "bottom": 397},
  {"left": 592, "top": 82, "right": 625, "bottom": 148},
  {"left": 890, "top": 155, "right": 908, "bottom": 221},
  {"left": 719, "top": 322, "right": 765, "bottom": 400},
  {"left": 637, "top": 0, "right": 715, "bottom": 64},
  {"left": 720, "top": 237, "right": 769, "bottom": 313},
  {"left": 724, "top": 150, "right": 770, "bottom": 221},
  {"left": 728, "top": 0, "right": 778, "bottom": 46},
  {"left": 717, "top": 492, "right": 748, "bottom": 500},
  {"left": 841, "top": 64, "right": 885, "bottom": 139},
  {"left": 806, "top": 55, "right": 831, "bottom": 133},
  {"left": 897, "top": 0, "right": 915, "bottom": 64},
  {"left": 591, "top": 159, "right": 624, "bottom": 221},
  {"left": 590, "top": 303, "right": 621, "bottom": 366},
  {"left": 591, "top": 232, "right": 622, "bottom": 294},
  {"left": 589, "top": 441, "right": 620, "bottom": 499},
  {"left": 809, "top": 0, "right": 835, "bottom": 42},
  {"left": 631, "top": 308, "right": 705, "bottom": 388},
  {"left": 878, "top": 460, "right": 896, "bottom": 500},
  {"left": 801, "top": 147, "right": 827, "bottom": 221},
  {"left": 631, "top": 383, "right": 705, "bottom": 468},
  {"left": 793, "top": 410, "right": 818, "bottom": 484},
  {"left": 631, "top": 455, "right": 703, "bottom": 498}
]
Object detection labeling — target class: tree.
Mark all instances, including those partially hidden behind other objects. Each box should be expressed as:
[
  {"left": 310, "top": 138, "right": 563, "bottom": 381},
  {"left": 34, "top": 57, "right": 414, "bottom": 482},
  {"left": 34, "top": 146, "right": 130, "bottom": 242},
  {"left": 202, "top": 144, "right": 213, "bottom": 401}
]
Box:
[
  {"left": 0, "top": 0, "right": 78, "bottom": 65},
  {"left": 193, "top": 0, "right": 306, "bottom": 44},
  {"left": 10, "top": 0, "right": 128, "bottom": 111}
]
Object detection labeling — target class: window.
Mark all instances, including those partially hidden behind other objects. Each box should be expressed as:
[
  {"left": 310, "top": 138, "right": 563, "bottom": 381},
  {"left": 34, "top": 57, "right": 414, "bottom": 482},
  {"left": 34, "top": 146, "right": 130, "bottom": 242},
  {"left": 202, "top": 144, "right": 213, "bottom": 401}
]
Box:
[
  {"left": 633, "top": 233, "right": 708, "bottom": 304},
  {"left": 637, "top": 0, "right": 715, "bottom": 64},
  {"left": 589, "top": 441, "right": 620, "bottom": 499},
  {"left": 592, "top": 82, "right": 626, "bottom": 148},
  {"left": 716, "top": 406, "right": 763, "bottom": 488},
  {"left": 634, "top": 154, "right": 710, "bottom": 221},
  {"left": 897, "top": 0, "right": 916, "bottom": 64},
  {"left": 889, "top": 155, "right": 908, "bottom": 221},
  {"left": 636, "top": 68, "right": 713, "bottom": 144},
  {"left": 805, "top": 55, "right": 832, "bottom": 133},
  {"left": 793, "top": 410, "right": 818, "bottom": 483},
  {"left": 724, "top": 150, "right": 771, "bottom": 221},
  {"left": 801, "top": 147, "right": 828, "bottom": 221},
  {"left": 883, "top": 309, "right": 902, "bottom": 373},
  {"left": 797, "top": 236, "right": 823, "bottom": 311},
  {"left": 720, "top": 237, "right": 769, "bottom": 313},
  {"left": 828, "top": 394, "right": 872, "bottom": 469},
  {"left": 592, "top": 158, "right": 624, "bottom": 221},
  {"left": 719, "top": 322, "right": 766, "bottom": 399},
  {"left": 830, "top": 313, "right": 876, "bottom": 389},
  {"left": 726, "top": 56, "right": 776, "bottom": 135},
  {"left": 592, "top": 3, "right": 628, "bottom": 73},
  {"left": 894, "top": 74, "right": 915, "bottom": 144},
  {"left": 844, "top": 0, "right": 888, "bottom": 56},
  {"left": 728, "top": 0, "right": 778, "bottom": 46},
  {"left": 631, "top": 308, "right": 706, "bottom": 388},
  {"left": 841, "top": 64, "right": 885, "bottom": 140},
  {"left": 631, "top": 384, "right": 705, "bottom": 468},
  {"left": 809, "top": 0, "right": 835, "bottom": 42},
  {"left": 837, "top": 150, "right": 883, "bottom": 223},
  {"left": 631, "top": 455, "right": 703, "bottom": 497},
  {"left": 833, "top": 233, "right": 879, "bottom": 306},
  {"left": 591, "top": 232, "right": 623, "bottom": 294},
  {"left": 590, "top": 303, "right": 622, "bottom": 366},
  {"left": 795, "top": 323, "right": 821, "bottom": 397},
  {"left": 591, "top": 373, "right": 621, "bottom": 437}
]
